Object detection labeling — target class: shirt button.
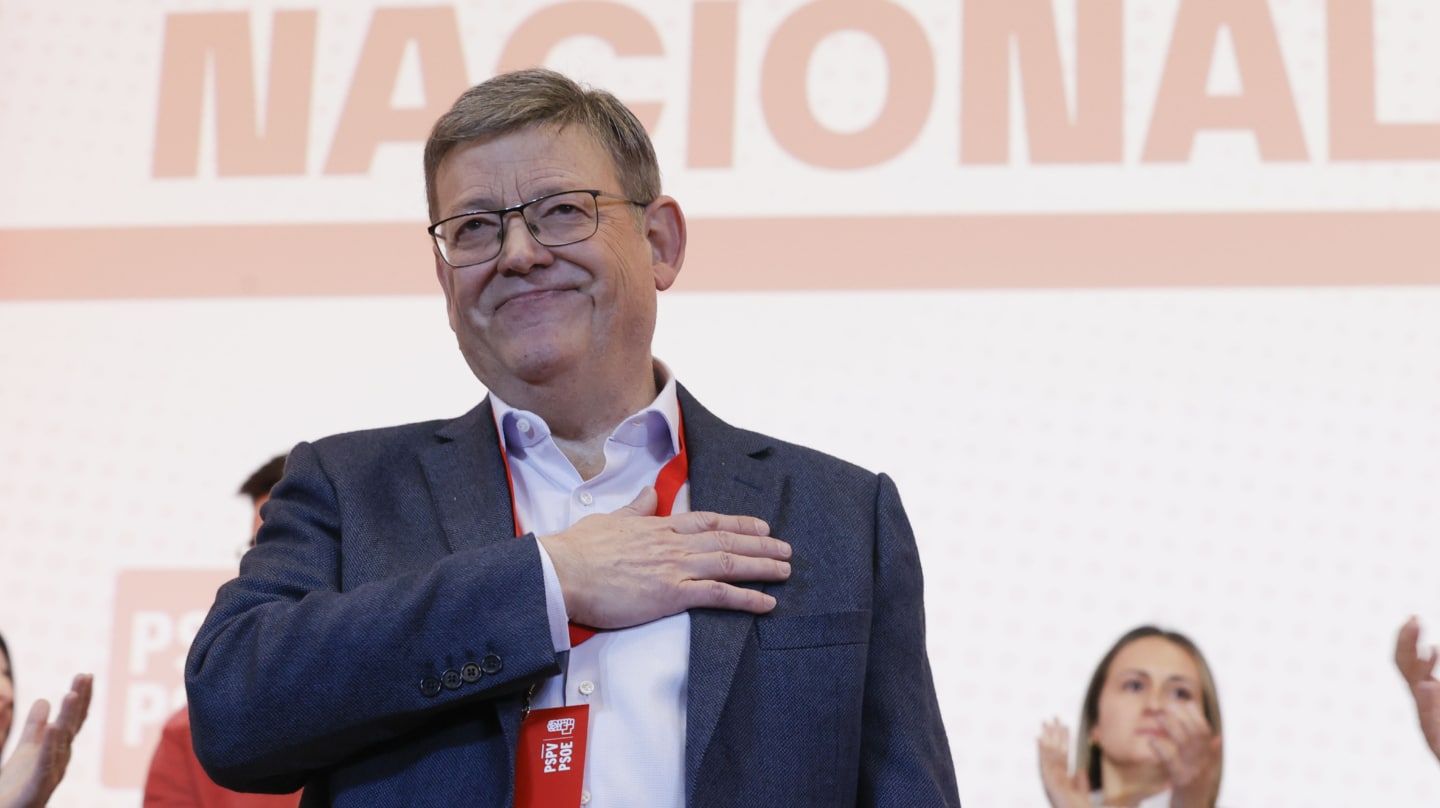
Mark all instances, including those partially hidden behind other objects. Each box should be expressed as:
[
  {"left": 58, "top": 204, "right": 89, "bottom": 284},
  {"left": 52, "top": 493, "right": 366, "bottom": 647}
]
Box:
[
  {"left": 577, "top": 680, "right": 595, "bottom": 696},
  {"left": 578, "top": 491, "right": 594, "bottom": 506},
  {"left": 517, "top": 419, "right": 531, "bottom": 434},
  {"left": 581, "top": 790, "right": 591, "bottom": 804}
]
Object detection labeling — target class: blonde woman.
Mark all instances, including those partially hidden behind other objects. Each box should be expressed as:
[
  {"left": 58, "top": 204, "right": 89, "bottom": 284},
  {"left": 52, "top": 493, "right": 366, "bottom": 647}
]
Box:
[{"left": 1038, "top": 626, "right": 1223, "bottom": 808}]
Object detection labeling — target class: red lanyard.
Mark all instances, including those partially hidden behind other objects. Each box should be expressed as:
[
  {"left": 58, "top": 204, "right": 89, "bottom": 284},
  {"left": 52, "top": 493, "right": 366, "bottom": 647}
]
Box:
[{"left": 497, "top": 405, "right": 689, "bottom": 645}]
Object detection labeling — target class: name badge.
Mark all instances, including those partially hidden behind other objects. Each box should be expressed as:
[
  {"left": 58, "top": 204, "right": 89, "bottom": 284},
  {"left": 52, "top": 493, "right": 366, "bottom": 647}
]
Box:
[{"left": 514, "top": 704, "right": 589, "bottom": 807}]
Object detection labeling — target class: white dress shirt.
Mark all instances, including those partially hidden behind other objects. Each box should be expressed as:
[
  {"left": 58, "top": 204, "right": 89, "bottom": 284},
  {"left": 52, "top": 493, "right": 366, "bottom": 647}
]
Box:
[{"left": 490, "top": 369, "right": 690, "bottom": 808}]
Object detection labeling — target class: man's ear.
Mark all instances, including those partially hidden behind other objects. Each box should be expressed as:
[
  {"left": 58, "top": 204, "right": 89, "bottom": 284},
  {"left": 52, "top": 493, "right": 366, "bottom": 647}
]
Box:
[{"left": 644, "top": 195, "right": 686, "bottom": 291}]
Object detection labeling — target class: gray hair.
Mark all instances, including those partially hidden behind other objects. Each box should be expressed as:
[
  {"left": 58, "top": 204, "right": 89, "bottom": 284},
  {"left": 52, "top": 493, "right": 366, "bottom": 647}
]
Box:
[{"left": 423, "top": 68, "right": 660, "bottom": 221}]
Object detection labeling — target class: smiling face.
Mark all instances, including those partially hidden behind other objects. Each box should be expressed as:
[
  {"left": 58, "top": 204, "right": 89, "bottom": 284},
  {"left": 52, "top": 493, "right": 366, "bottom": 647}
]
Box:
[
  {"left": 1089, "top": 635, "right": 1209, "bottom": 767},
  {"left": 431, "top": 124, "right": 683, "bottom": 413}
]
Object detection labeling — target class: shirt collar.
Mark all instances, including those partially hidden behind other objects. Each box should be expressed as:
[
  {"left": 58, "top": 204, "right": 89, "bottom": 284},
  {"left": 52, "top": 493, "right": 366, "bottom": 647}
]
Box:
[{"left": 489, "top": 360, "right": 681, "bottom": 458}]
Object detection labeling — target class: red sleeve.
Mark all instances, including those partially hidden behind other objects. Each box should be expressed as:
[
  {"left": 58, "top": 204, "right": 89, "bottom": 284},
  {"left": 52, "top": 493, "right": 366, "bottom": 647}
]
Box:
[
  {"left": 142, "top": 708, "right": 205, "bottom": 808},
  {"left": 143, "top": 706, "right": 302, "bottom": 808}
]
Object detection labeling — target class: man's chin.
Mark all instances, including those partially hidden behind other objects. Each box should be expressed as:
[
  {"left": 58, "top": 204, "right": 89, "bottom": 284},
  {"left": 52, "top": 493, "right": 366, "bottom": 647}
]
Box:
[{"left": 468, "top": 343, "right": 586, "bottom": 391}]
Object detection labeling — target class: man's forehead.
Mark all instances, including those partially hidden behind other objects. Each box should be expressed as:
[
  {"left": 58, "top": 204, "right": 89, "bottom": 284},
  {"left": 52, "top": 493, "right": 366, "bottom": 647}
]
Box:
[{"left": 437, "top": 126, "right": 616, "bottom": 210}]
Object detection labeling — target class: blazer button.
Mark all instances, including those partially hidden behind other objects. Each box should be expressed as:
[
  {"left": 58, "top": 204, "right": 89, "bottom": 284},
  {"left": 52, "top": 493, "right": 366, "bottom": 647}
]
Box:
[
  {"left": 441, "top": 669, "right": 463, "bottom": 690},
  {"left": 480, "top": 653, "right": 503, "bottom": 675},
  {"left": 461, "top": 662, "right": 482, "bottom": 683},
  {"left": 419, "top": 676, "right": 442, "bottom": 698}
]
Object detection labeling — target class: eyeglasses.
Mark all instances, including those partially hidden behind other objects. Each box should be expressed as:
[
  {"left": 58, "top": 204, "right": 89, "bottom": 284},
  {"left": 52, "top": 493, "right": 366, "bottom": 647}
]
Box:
[{"left": 427, "top": 189, "right": 647, "bottom": 268}]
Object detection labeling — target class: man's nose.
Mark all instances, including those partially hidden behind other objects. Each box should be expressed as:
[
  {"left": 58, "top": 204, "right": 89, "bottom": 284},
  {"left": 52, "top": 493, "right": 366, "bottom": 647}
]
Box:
[{"left": 495, "top": 213, "right": 552, "bottom": 275}]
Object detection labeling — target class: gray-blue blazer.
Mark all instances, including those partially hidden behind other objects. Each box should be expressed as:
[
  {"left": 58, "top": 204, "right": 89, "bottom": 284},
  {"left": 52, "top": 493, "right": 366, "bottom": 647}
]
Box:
[{"left": 186, "top": 386, "right": 960, "bottom": 807}]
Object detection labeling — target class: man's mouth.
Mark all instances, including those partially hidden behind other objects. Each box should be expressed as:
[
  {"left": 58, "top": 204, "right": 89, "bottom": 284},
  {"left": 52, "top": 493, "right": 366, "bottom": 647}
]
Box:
[{"left": 497, "top": 287, "right": 574, "bottom": 311}]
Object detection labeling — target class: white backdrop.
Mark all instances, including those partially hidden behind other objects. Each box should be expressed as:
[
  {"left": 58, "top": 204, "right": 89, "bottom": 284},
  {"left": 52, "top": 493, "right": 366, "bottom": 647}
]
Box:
[{"left": 3, "top": 1, "right": 1440, "bottom": 805}]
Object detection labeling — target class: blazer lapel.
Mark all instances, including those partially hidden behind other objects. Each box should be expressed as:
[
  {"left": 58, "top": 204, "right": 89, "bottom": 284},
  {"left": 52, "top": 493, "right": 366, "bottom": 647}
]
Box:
[
  {"left": 420, "top": 398, "right": 518, "bottom": 554},
  {"left": 677, "top": 386, "right": 784, "bottom": 801}
]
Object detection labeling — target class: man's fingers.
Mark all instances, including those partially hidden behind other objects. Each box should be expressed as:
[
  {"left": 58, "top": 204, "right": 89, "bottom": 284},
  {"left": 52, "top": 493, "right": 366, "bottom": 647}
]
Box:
[
  {"left": 673, "top": 509, "right": 772, "bottom": 539},
  {"left": 677, "top": 579, "right": 777, "bottom": 613},
  {"left": 616, "top": 486, "right": 660, "bottom": 516},
  {"left": 691, "top": 530, "right": 792, "bottom": 562},
  {"left": 691, "top": 550, "right": 792, "bottom": 584},
  {"left": 546, "top": 502, "right": 794, "bottom": 628}
]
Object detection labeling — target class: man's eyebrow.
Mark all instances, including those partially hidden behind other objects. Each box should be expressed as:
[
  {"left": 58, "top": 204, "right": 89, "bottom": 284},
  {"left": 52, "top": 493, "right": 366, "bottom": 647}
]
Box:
[
  {"left": 448, "top": 196, "right": 503, "bottom": 216},
  {"left": 445, "top": 186, "right": 581, "bottom": 218}
]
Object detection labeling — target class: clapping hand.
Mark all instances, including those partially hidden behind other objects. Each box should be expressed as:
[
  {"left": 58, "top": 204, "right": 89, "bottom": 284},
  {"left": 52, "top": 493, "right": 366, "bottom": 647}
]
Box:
[
  {"left": 1038, "top": 718, "right": 1092, "bottom": 808},
  {"left": 0, "top": 673, "right": 93, "bottom": 808},
  {"left": 1151, "top": 700, "right": 1222, "bottom": 808},
  {"left": 1395, "top": 616, "right": 1440, "bottom": 762}
]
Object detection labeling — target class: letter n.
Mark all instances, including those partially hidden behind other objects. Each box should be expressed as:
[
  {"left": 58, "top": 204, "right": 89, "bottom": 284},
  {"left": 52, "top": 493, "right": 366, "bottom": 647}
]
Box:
[{"left": 153, "top": 11, "right": 317, "bottom": 177}]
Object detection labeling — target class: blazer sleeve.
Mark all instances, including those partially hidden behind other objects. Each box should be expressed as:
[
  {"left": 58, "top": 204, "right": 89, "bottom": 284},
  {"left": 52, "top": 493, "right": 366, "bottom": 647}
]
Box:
[
  {"left": 184, "top": 440, "right": 561, "bottom": 793},
  {"left": 858, "top": 473, "right": 961, "bottom": 806}
]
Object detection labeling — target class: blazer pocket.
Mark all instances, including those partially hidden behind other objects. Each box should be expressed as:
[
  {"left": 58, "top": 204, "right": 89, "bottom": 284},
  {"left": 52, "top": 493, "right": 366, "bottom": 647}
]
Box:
[{"left": 756, "top": 610, "right": 871, "bottom": 650}]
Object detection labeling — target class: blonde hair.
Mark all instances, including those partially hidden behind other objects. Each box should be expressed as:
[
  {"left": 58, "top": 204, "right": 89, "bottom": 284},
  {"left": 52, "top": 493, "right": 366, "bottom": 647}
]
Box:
[{"left": 1075, "top": 626, "right": 1224, "bottom": 806}]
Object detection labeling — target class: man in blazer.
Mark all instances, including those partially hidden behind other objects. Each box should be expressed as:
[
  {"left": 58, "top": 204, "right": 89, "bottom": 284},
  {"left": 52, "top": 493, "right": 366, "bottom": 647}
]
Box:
[{"left": 186, "top": 68, "right": 960, "bottom": 807}]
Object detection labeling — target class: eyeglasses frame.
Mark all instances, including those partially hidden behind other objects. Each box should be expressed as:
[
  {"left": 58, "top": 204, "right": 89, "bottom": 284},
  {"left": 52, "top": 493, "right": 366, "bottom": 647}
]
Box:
[{"left": 427, "top": 188, "right": 649, "bottom": 268}]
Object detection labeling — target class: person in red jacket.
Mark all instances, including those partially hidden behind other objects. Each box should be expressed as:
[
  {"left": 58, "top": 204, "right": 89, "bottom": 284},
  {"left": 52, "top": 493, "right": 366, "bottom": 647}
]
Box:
[{"left": 142, "top": 455, "right": 299, "bottom": 808}]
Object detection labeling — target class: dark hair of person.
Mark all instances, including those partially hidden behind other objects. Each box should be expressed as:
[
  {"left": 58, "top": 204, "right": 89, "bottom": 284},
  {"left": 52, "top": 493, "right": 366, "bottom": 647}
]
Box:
[
  {"left": 238, "top": 454, "right": 287, "bottom": 503},
  {"left": 422, "top": 67, "right": 661, "bottom": 223},
  {"left": 1, "top": 628, "right": 12, "bottom": 743},
  {"left": 1076, "top": 625, "right": 1223, "bottom": 804}
]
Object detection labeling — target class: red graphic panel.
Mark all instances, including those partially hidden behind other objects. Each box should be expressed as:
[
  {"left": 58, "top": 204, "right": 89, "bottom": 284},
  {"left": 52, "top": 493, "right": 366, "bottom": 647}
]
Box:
[{"left": 103, "top": 569, "right": 233, "bottom": 788}]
